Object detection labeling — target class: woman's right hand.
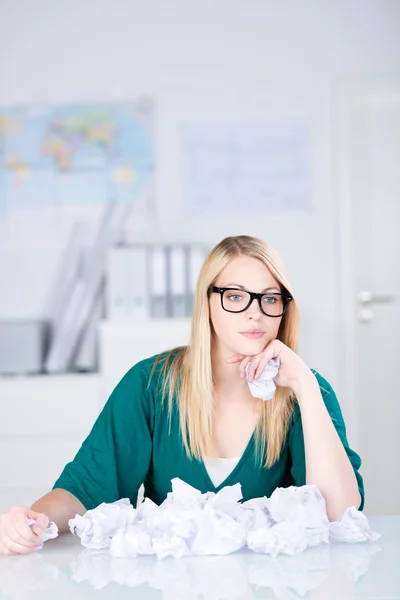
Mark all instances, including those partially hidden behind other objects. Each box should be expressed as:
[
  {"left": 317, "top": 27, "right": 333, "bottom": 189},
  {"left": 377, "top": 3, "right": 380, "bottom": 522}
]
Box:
[{"left": 0, "top": 506, "right": 49, "bottom": 555}]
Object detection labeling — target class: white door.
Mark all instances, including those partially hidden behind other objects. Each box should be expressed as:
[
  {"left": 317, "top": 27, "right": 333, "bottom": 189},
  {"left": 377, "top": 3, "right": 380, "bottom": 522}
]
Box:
[{"left": 334, "top": 79, "right": 400, "bottom": 515}]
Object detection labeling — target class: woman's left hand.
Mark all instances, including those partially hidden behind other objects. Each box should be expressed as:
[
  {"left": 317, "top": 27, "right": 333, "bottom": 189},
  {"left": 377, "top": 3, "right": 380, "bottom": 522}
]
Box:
[{"left": 226, "top": 339, "right": 315, "bottom": 394}]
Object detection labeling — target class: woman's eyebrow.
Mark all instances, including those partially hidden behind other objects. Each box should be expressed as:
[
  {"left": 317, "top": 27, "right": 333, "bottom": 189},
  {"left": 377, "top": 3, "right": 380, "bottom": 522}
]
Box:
[
  {"left": 223, "top": 283, "right": 281, "bottom": 293},
  {"left": 223, "top": 283, "right": 245, "bottom": 289}
]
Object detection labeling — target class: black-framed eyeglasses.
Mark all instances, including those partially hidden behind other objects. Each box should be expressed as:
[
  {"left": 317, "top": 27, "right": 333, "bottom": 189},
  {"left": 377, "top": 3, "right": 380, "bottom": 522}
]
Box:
[{"left": 210, "top": 286, "right": 293, "bottom": 317}]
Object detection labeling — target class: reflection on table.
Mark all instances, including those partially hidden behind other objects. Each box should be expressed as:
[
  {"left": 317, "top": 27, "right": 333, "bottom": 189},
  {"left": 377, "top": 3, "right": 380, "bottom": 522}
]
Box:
[{"left": 0, "top": 516, "right": 398, "bottom": 600}]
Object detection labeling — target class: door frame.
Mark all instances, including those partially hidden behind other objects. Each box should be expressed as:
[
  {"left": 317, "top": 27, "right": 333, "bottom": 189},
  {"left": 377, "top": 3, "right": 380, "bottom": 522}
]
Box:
[{"left": 332, "top": 76, "right": 400, "bottom": 446}]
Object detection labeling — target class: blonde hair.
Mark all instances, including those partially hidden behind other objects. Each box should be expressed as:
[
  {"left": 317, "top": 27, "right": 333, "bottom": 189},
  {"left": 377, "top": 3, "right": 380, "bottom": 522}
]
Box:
[{"left": 151, "top": 235, "right": 300, "bottom": 468}]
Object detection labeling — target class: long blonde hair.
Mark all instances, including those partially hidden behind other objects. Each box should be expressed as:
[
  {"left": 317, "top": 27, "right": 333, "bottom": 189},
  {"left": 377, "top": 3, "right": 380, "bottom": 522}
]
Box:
[{"left": 151, "top": 235, "right": 300, "bottom": 467}]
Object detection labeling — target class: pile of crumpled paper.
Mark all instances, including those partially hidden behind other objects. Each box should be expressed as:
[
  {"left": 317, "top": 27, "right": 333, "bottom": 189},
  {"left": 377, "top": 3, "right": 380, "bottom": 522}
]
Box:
[{"left": 66, "top": 478, "right": 379, "bottom": 559}]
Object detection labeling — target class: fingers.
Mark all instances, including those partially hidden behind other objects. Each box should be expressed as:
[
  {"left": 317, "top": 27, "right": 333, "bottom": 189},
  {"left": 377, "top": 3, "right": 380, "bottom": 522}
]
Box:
[
  {"left": 247, "top": 354, "right": 263, "bottom": 383},
  {"left": 8, "top": 509, "right": 41, "bottom": 546},
  {"left": 253, "top": 351, "right": 276, "bottom": 380},
  {"left": 3, "top": 520, "right": 39, "bottom": 549},
  {"left": 27, "top": 511, "right": 49, "bottom": 536},
  {"left": 243, "top": 341, "right": 281, "bottom": 382},
  {"left": 31, "top": 524, "right": 45, "bottom": 537},
  {"left": 14, "top": 518, "right": 42, "bottom": 545},
  {"left": 0, "top": 533, "right": 38, "bottom": 556},
  {"left": 0, "top": 507, "right": 47, "bottom": 556},
  {"left": 254, "top": 340, "right": 284, "bottom": 378},
  {"left": 227, "top": 341, "right": 283, "bottom": 382},
  {"left": 0, "top": 540, "right": 12, "bottom": 556},
  {"left": 228, "top": 353, "right": 270, "bottom": 381},
  {"left": 27, "top": 510, "right": 49, "bottom": 528}
]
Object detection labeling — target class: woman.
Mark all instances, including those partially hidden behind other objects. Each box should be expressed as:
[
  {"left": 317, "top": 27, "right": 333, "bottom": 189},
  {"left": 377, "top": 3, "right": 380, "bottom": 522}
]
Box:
[{"left": 0, "top": 235, "right": 364, "bottom": 556}]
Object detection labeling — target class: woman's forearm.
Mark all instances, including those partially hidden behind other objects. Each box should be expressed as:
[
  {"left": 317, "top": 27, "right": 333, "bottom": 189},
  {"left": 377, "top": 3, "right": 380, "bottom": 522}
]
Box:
[
  {"left": 294, "top": 375, "right": 361, "bottom": 521},
  {"left": 30, "top": 488, "right": 86, "bottom": 533}
]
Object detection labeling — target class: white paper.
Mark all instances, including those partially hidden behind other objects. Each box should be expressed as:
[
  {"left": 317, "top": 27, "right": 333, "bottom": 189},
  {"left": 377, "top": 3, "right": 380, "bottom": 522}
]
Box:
[
  {"left": 329, "top": 506, "right": 380, "bottom": 543},
  {"left": 69, "top": 498, "right": 137, "bottom": 549},
  {"left": 69, "top": 478, "right": 379, "bottom": 561},
  {"left": 242, "top": 485, "right": 328, "bottom": 557},
  {"left": 27, "top": 518, "right": 59, "bottom": 549},
  {"left": 246, "top": 358, "right": 280, "bottom": 400}
]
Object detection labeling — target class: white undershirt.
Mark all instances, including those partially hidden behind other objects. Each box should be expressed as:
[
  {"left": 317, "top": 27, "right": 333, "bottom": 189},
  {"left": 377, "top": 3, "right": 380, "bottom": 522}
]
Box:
[{"left": 203, "top": 456, "right": 242, "bottom": 487}]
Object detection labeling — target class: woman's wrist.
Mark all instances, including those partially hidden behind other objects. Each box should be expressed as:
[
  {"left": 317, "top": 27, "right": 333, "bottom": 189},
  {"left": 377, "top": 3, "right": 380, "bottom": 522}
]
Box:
[{"left": 291, "top": 369, "right": 319, "bottom": 401}]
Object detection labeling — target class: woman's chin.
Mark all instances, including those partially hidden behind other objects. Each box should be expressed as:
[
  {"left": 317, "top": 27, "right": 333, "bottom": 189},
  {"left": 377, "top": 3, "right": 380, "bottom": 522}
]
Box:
[{"left": 234, "top": 337, "right": 269, "bottom": 356}]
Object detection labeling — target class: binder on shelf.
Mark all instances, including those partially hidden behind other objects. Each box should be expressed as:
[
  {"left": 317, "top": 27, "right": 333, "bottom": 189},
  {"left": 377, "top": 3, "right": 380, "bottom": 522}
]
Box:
[
  {"left": 106, "top": 246, "right": 128, "bottom": 320},
  {"left": 106, "top": 245, "right": 150, "bottom": 320},
  {"left": 126, "top": 245, "right": 150, "bottom": 319},
  {"left": 150, "top": 246, "right": 168, "bottom": 318},
  {"left": 169, "top": 245, "right": 187, "bottom": 318}
]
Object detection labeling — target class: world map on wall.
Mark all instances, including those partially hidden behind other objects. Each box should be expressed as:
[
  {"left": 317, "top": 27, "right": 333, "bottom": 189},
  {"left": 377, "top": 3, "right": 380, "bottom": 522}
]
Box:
[{"left": 0, "top": 100, "right": 155, "bottom": 215}]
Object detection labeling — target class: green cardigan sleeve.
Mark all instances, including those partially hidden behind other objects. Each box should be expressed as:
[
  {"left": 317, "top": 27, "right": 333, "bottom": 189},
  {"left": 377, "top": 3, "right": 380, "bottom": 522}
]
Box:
[
  {"left": 52, "top": 363, "right": 153, "bottom": 510},
  {"left": 288, "top": 371, "right": 365, "bottom": 511}
]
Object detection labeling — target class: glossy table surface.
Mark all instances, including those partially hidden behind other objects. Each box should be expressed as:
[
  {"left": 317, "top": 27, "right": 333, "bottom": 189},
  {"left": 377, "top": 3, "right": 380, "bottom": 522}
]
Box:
[{"left": 0, "top": 516, "right": 399, "bottom": 599}]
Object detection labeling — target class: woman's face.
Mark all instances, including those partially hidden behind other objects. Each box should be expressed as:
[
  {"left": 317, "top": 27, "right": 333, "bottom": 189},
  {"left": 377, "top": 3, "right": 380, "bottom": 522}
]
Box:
[{"left": 209, "top": 256, "right": 283, "bottom": 358}]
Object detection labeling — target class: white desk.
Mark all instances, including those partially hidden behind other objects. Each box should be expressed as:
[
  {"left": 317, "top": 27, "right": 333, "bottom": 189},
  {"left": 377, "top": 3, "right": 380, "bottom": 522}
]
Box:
[{"left": 0, "top": 516, "right": 398, "bottom": 599}]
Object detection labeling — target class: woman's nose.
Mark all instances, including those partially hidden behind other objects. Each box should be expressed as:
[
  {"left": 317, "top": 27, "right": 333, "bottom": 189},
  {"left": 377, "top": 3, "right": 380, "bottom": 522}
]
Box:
[{"left": 246, "top": 298, "right": 262, "bottom": 319}]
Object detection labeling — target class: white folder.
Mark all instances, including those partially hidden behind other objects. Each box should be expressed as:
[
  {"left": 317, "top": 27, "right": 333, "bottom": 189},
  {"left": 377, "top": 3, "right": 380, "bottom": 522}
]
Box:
[
  {"left": 106, "top": 246, "right": 128, "bottom": 320},
  {"left": 127, "top": 245, "right": 149, "bottom": 319},
  {"left": 150, "top": 246, "right": 168, "bottom": 318}
]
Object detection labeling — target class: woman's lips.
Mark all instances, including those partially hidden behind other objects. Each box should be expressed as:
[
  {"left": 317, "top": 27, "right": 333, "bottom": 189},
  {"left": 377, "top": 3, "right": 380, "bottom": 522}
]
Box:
[{"left": 240, "top": 331, "right": 265, "bottom": 339}]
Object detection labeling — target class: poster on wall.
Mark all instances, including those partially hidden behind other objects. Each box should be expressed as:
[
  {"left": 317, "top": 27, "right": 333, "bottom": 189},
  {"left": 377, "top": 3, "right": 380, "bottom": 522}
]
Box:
[
  {"left": 0, "top": 97, "right": 156, "bottom": 235},
  {"left": 180, "top": 121, "right": 313, "bottom": 214}
]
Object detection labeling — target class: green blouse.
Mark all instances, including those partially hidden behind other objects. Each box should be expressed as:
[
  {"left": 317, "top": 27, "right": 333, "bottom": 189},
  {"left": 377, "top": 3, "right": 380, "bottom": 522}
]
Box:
[{"left": 53, "top": 353, "right": 365, "bottom": 511}]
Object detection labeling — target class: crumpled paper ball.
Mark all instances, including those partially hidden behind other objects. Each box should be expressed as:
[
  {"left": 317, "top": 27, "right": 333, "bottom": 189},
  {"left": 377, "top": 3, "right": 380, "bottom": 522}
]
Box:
[
  {"left": 68, "top": 479, "right": 379, "bottom": 560},
  {"left": 245, "top": 358, "right": 280, "bottom": 400}
]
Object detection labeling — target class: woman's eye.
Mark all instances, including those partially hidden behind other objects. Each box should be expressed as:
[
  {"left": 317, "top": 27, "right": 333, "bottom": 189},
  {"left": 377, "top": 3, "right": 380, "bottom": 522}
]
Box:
[
  {"left": 263, "top": 295, "right": 277, "bottom": 304},
  {"left": 228, "top": 294, "right": 243, "bottom": 301}
]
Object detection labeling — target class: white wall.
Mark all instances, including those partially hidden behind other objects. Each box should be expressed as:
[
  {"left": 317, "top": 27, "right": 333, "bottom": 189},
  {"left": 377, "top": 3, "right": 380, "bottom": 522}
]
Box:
[{"left": 1, "top": 0, "right": 400, "bottom": 393}]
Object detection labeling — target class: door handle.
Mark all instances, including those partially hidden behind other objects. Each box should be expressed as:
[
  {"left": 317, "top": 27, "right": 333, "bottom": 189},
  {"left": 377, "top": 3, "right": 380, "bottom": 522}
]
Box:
[{"left": 358, "top": 291, "right": 396, "bottom": 305}]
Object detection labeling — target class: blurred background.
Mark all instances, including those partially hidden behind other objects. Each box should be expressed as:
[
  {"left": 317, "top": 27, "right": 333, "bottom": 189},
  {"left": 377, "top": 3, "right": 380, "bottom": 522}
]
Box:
[{"left": 0, "top": 0, "right": 399, "bottom": 516}]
